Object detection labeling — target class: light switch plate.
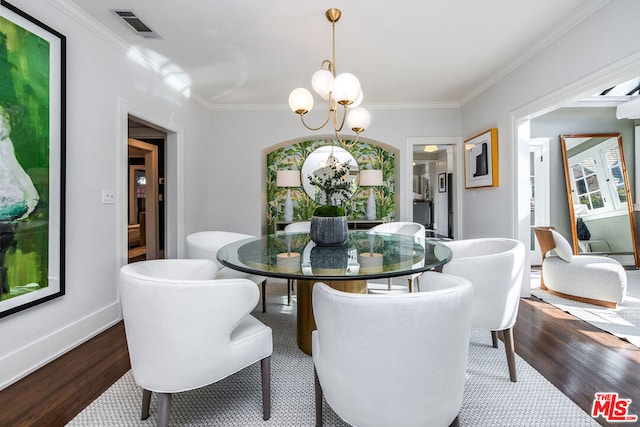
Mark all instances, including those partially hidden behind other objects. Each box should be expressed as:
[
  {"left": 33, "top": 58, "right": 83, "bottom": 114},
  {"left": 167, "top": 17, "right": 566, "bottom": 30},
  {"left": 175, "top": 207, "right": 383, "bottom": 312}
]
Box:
[{"left": 102, "top": 189, "right": 115, "bottom": 204}]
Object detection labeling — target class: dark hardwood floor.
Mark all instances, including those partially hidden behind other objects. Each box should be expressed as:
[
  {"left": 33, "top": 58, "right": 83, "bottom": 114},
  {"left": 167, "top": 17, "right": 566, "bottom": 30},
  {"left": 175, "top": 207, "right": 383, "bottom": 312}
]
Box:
[
  {"left": 515, "top": 297, "right": 640, "bottom": 426},
  {"left": 1, "top": 295, "right": 639, "bottom": 426},
  {"left": 0, "top": 322, "right": 130, "bottom": 427}
]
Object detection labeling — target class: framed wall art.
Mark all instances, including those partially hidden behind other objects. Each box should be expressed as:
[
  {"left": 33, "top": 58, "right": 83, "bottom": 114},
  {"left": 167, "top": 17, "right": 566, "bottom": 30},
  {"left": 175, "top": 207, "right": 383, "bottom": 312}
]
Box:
[
  {"left": 437, "top": 173, "right": 446, "bottom": 193},
  {"left": 464, "top": 128, "right": 498, "bottom": 189},
  {"left": 0, "top": 1, "right": 66, "bottom": 318}
]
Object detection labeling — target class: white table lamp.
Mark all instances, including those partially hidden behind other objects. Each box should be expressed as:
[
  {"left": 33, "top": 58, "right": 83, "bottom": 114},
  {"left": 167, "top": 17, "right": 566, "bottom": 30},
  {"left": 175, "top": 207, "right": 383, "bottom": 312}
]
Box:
[
  {"left": 359, "top": 169, "right": 383, "bottom": 220},
  {"left": 277, "top": 170, "right": 301, "bottom": 221}
]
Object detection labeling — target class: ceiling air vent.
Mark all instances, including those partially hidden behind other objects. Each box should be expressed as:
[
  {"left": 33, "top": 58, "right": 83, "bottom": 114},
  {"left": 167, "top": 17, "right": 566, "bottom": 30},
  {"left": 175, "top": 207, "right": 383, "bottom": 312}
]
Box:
[{"left": 111, "top": 9, "right": 160, "bottom": 39}]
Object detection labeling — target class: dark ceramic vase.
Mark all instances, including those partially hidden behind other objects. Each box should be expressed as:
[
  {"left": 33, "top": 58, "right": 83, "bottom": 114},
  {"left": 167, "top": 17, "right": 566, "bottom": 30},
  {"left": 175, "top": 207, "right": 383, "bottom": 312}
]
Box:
[
  {"left": 309, "top": 216, "right": 348, "bottom": 246},
  {"left": 310, "top": 243, "right": 349, "bottom": 275}
]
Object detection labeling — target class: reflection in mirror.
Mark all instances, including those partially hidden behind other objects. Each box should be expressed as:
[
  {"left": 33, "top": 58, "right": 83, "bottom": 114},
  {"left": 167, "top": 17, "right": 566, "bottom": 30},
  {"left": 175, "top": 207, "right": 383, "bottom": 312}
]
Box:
[
  {"left": 560, "top": 133, "right": 639, "bottom": 267},
  {"left": 128, "top": 165, "right": 147, "bottom": 252},
  {"left": 130, "top": 167, "right": 146, "bottom": 224},
  {"left": 301, "top": 145, "right": 359, "bottom": 205}
]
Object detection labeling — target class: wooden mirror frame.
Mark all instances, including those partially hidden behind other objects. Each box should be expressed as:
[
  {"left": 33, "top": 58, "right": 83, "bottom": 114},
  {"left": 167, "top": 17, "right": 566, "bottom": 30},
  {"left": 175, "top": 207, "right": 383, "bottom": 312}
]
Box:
[{"left": 560, "top": 133, "right": 639, "bottom": 267}]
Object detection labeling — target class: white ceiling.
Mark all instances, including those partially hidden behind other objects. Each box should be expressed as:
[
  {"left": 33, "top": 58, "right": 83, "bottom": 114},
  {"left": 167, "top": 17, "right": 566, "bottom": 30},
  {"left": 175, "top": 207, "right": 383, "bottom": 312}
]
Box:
[{"left": 63, "top": 0, "right": 606, "bottom": 109}]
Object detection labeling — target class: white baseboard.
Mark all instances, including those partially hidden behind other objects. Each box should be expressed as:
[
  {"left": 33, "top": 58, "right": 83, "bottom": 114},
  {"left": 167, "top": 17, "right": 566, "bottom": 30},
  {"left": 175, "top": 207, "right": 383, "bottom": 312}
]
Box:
[{"left": 0, "top": 301, "right": 122, "bottom": 390}]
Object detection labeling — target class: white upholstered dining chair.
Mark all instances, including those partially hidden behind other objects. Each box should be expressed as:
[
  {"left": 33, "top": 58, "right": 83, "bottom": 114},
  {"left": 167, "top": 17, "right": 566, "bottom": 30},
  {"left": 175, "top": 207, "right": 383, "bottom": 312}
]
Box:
[
  {"left": 440, "top": 237, "right": 525, "bottom": 382},
  {"left": 281, "top": 221, "right": 312, "bottom": 299},
  {"left": 186, "top": 231, "right": 278, "bottom": 312},
  {"left": 366, "top": 221, "right": 426, "bottom": 293},
  {"left": 312, "top": 272, "right": 473, "bottom": 427},
  {"left": 119, "top": 259, "right": 273, "bottom": 427}
]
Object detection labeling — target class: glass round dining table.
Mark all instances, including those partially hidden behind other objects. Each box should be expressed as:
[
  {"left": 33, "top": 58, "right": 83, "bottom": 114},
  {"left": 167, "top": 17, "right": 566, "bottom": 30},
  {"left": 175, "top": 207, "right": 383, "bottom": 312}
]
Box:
[{"left": 217, "top": 230, "right": 452, "bottom": 355}]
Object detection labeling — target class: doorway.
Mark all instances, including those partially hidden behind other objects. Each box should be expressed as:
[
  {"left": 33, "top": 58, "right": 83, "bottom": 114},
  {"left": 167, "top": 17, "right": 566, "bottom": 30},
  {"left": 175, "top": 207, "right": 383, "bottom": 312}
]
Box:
[
  {"left": 515, "top": 64, "right": 640, "bottom": 296},
  {"left": 127, "top": 117, "right": 167, "bottom": 262},
  {"left": 529, "top": 138, "right": 550, "bottom": 265},
  {"left": 409, "top": 138, "right": 460, "bottom": 239}
]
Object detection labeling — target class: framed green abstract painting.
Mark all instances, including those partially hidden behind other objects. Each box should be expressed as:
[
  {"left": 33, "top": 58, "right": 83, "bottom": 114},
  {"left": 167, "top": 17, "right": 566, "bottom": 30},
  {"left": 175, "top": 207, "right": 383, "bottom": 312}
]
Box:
[{"left": 0, "top": 1, "right": 66, "bottom": 317}]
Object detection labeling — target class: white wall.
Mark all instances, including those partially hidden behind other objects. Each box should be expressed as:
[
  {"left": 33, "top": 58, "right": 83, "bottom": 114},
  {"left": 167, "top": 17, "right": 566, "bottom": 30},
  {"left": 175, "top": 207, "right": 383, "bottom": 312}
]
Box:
[
  {"left": 0, "top": 0, "right": 213, "bottom": 389},
  {"left": 461, "top": 0, "right": 640, "bottom": 296}
]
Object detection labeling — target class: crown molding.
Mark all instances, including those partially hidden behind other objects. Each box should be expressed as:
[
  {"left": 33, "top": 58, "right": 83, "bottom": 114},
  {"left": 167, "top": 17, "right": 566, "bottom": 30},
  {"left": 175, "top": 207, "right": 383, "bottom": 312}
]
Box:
[
  {"left": 204, "top": 101, "right": 461, "bottom": 112},
  {"left": 47, "top": 0, "right": 464, "bottom": 112},
  {"left": 460, "top": 0, "right": 612, "bottom": 106},
  {"left": 49, "top": 0, "right": 129, "bottom": 51},
  {"left": 48, "top": 0, "right": 211, "bottom": 110},
  {"left": 53, "top": 0, "right": 598, "bottom": 112}
]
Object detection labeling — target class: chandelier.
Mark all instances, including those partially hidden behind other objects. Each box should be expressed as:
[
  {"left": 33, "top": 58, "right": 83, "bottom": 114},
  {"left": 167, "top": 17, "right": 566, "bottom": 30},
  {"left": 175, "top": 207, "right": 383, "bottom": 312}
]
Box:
[{"left": 288, "top": 8, "right": 370, "bottom": 148}]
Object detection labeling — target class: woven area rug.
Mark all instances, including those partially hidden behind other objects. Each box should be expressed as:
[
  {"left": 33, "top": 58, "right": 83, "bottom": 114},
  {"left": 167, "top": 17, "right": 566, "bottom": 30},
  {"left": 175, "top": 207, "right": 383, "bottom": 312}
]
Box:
[
  {"left": 68, "top": 280, "right": 597, "bottom": 427},
  {"left": 531, "top": 269, "right": 640, "bottom": 348}
]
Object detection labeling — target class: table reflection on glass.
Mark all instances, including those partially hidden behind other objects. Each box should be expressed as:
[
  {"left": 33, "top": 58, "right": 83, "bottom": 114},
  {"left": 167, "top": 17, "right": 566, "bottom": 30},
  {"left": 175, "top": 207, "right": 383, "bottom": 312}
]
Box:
[{"left": 217, "top": 230, "right": 452, "bottom": 354}]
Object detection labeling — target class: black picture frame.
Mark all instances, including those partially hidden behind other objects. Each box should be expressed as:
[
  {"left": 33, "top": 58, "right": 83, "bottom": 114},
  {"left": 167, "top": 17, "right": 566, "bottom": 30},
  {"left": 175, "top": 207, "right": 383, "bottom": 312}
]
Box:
[
  {"left": 438, "top": 173, "right": 446, "bottom": 193},
  {"left": 0, "top": 1, "right": 66, "bottom": 318}
]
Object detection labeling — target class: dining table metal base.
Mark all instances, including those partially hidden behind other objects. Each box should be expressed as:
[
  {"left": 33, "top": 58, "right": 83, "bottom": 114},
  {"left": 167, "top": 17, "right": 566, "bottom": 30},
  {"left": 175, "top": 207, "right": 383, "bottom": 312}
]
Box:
[{"left": 296, "top": 279, "right": 367, "bottom": 355}]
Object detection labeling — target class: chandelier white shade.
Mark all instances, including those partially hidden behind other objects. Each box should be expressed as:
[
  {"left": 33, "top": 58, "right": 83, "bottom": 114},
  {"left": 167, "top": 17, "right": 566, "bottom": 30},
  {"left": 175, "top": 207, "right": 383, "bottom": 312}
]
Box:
[
  {"left": 349, "top": 90, "right": 363, "bottom": 108},
  {"left": 347, "top": 107, "right": 371, "bottom": 133},
  {"left": 332, "top": 73, "right": 361, "bottom": 105},
  {"left": 288, "top": 88, "right": 314, "bottom": 115},
  {"left": 288, "top": 8, "right": 370, "bottom": 147},
  {"left": 312, "top": 69, "right": 333, "bottom": 100}
]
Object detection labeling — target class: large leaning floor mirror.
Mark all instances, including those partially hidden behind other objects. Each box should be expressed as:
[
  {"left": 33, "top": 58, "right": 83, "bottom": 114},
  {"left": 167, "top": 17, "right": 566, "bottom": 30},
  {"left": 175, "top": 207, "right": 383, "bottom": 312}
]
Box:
[{"left": 560, "top": 133, "right": 640, "bottom": 267}]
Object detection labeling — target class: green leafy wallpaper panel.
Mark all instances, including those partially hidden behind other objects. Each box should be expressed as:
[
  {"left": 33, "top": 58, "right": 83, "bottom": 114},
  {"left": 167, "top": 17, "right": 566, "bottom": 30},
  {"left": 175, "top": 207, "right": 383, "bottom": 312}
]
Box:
[{"left": 266, "top": 139, "right": 395, "bottom": 234}]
